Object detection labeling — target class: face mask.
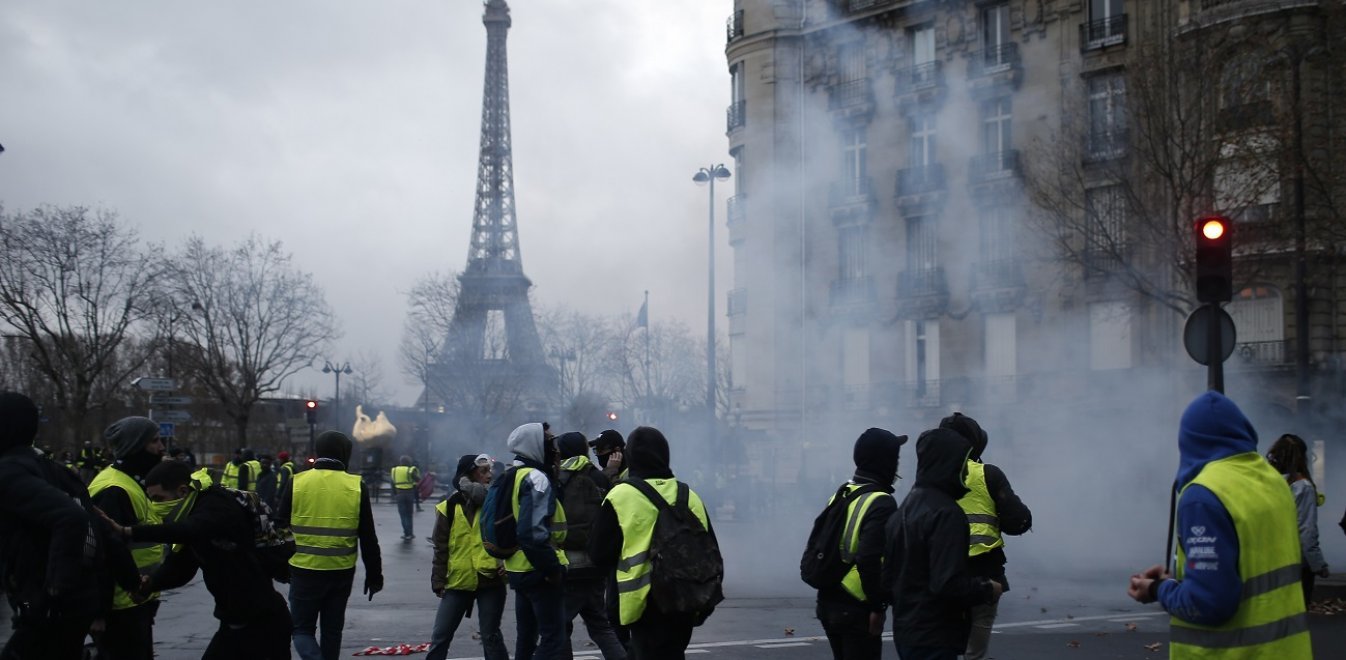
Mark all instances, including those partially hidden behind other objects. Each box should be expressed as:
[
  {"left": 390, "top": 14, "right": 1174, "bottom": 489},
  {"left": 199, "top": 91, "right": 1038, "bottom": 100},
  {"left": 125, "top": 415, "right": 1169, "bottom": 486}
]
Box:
[{"left": 151, "top": 489, "right": 196, "bottom": 523}]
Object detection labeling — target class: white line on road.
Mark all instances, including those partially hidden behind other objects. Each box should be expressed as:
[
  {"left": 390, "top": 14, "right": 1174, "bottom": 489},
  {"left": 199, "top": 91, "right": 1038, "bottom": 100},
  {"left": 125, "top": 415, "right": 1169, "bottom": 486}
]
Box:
[
  {"left": 756, "top": 642, "right": 813, "bottom": 649},
  {"left": 1034, "top": 623, "right": 1080, "bottom": 629},
  {"left": 993, "top": 611, "right": 1165, "bottom": 630}
]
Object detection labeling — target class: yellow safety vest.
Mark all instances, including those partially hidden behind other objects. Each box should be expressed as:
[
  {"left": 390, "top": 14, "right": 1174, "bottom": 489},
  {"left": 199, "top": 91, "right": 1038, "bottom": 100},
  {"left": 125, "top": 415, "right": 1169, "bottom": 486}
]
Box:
[
  {"left": 436, "top": 498, "right": 500, "bottom": 591},
  {"left": 290, "top": 469, "right": 362, "bottom": 571},
  {"left": 606, "top": 478, "right": 710, "bottom": 625},
  {"left": 957, "top": 462, "right": 1003, "bottom": 557},
  {"left": 1171, "top": 452, "right": 1311, "bottom": 659},
  {"left": 502, "top": 467, "right": 568, "bottom": 574},
  {"left": 244, "top": 460, "right": 262, "bottom": 491},
  {"left": 831, "top": 483, "right": 885, "bottom": 603},
  {"left": 221, "top": 461, "right": 242, "bottom": 489},
  {"left": 391, "top": 465, "right": 418, "bottom": 490},
  {"left": 88, "top": 468, "right": 162, "bottom": 610},
  {"left": 191, "top": 467, "right": 213, "bottom": 490}
]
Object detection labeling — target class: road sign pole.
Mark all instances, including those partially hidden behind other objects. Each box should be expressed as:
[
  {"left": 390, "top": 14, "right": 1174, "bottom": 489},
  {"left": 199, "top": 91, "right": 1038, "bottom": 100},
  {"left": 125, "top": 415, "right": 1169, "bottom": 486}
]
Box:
[
  {"left": 308, "top": 422, "right": 316, "bottom": 460},
  {"left": 1206, "top": 302, "right": 1224, "bottom": 393}
]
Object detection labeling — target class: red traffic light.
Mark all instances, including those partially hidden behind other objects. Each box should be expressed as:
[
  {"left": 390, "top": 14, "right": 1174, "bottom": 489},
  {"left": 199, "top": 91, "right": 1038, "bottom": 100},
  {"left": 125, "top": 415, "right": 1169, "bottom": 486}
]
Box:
[
  {"left": 606, "top": 412, "right": 618, "bottom": 421},
  {"left": 1200, "top": 218, "right": 1226, "bottom": 241},
  {"left": 305, "top": 400, "right": 317, "bottom": 409}
]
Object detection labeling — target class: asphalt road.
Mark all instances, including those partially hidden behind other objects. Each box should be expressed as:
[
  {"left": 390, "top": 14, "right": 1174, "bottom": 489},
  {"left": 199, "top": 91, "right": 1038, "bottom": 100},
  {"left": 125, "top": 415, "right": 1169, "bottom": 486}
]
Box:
[{"left": 3, "top": 501, "right": 1344, "bottom": 658}]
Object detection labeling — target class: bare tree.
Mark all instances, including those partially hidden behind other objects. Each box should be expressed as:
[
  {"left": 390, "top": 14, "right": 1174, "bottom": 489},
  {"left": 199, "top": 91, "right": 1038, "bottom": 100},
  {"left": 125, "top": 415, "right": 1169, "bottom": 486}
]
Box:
[
  {"left": 398, "top": 271, "right": 459, "bottom": 411},
  {"left": 604, "top": 317, "right": 702, "bottom": 417},
  {"left": 0, "top": 206, "right": 159, "bottom": 442},
  {"left": 160, "top": 235, "right": 338, "bottom": 445},
  {"left": 347, "top": 349, "right": 390, "bottom": 409},
  {"left": 537, "top": 306, "right": 617, "bottom": 411}
]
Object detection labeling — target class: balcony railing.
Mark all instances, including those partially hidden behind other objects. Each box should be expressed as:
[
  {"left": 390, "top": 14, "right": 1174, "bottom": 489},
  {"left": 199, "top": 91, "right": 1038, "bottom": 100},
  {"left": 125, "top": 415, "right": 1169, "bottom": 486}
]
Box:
[
  {"left": 828, "top": 79, "right": 873, "bottom": 111},
  {"left": 895, "top": 163, "right": 946, "bottom": 197},
  {"left": 968, "top": 43, "right": 1021, "bottom": 78},
  {"left": 897, "top": 379, "right": 942, "bottom": 408},
  {"left": 830, "top": 276, "right": 876, "bottom": 307},
  {"left": 897, "top": 266, "right": 947, "bottom": 297},
  {"left": 1085, "top": 128, "right": 1129, "bottom": 161},
  {"left": 829, "top": 176, "right": 874, "bottom": 208},
  {"left": 968, "top": 150, "right": 1021, "bottom": 182},
  {"left": 1235, "top": 340, "right": 1290, "bottom": 366},
  {"left": 972, "top": 259, "right": 1025, "bottom": 290},
  {"left": 897, "top": 61, "right": 944, "bottom": 93},
  {"left": 726, "top": 10, "right": 745, "bottom": 43},
  {"left": 726, "top": 100, "right": 746, "bottom": 132},
  {"left": 846, "top": 0, "right": 889, "bottom": 12},
  {"left": 1080, "top": 14, "right": 1128, "bottom": 51},
  {"left": 727, "top": 288, "right": 748, "bottom": 316}
]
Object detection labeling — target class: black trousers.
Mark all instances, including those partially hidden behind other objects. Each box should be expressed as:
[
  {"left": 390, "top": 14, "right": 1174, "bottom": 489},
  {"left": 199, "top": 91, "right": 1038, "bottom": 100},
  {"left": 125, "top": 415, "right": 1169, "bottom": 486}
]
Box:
[
  {"left": 629, "top": 609, "right": 695, "bottom": 660},
  {"left": 204, "top": 591, "right": 292, "bottom": 660},
  {"left": 97, "top": 601, "right": 158, "bottom": 660},
  {"left": 817, "top": 599, "right": 881, "bottom": 660},
  {"left": 0, "top": 607, "right": 95, "bottom": 660}
]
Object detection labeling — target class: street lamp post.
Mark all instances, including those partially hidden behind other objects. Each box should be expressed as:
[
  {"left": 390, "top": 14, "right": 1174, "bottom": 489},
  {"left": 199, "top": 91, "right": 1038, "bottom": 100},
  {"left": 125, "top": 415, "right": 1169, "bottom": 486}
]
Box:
[
  {"left": 322, "top": 360, "right": 353, "bottom": 429},
  {"left": 693, "top": 164, "right": 731, "bottom": 453}
]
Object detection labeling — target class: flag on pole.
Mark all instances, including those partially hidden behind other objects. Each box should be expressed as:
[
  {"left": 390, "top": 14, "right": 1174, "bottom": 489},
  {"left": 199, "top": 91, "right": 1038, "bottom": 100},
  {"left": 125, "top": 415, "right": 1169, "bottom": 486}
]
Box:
[{"left": 633, "top": 296, "right": 648, "bottom": 330}]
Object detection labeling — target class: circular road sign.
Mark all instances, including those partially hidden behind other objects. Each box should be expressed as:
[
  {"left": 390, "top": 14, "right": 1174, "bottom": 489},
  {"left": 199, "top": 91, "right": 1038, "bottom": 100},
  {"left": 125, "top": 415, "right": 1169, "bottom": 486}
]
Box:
[{"left": 1183, "top": 305, "right": 1237, "bottom": 366}]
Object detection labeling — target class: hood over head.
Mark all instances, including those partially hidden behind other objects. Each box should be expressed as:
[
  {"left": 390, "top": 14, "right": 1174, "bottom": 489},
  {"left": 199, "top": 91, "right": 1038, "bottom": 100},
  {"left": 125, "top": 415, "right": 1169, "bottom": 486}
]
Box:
[
  {"left": 315, "top": 431, "right": 353, "bottom": 466},
  {"left": 104, "top": 417, "right": 160, "bottom": 460},
  {"left": 939, "top": 412, "right": 988, "bottom": 461},
  {"left": 0, "top": 392, "right": 41, "bottom": 452},
  {"left": 914, "top": 428, "right": 972, "bottom": 499},
  {"left": 507, "top": 423, "right": 547, "bottom": 465},
  {"left": 852, "top": 427, "right": 906, "bottom": 489},
  {"left": 557, "top": 432, "right": 589, "bottom": 461},
  {"left": 1176, "top": 391, "right": 1259, "bottom": 489},
  {"left": 626, "top": 426, "right": 673, "bottom": 479}
]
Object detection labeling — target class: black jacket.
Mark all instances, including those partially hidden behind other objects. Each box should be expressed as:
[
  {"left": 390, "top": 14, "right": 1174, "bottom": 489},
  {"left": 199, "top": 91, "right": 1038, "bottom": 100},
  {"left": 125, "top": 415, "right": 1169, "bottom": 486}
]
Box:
[
  {"left": 965, "top": 462, "right": 1031, "bottom": 588},
  {"left": 817, "top": 479, "right": 897, "bottom": 613},
  {"left": 883, "top": 429, "right": 997, "bottom": 651},
  {"left": 131, "top": 486, "right": 281, "bottom": 624},
  {"left": 275, "top": 460, "right": 383, "bottom": 583}
]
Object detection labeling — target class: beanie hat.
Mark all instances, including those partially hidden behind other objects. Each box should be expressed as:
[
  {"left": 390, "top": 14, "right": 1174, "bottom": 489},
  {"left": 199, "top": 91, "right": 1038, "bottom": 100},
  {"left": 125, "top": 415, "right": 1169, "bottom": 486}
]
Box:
[
  {"left": 314, "top": 431, "right": 353, "bottom": 465},
  {"left": 939, "top": 412, "right": 988, "bottom": 461},
  {"left": 0, "top": 392, "right": 40, "bottom": 452},
  {"left": 557, "top": 432, "right": 588, "bottom": 460},
  {"left": 103, "top": 417, "right": 161, "bottom": 460},
  {"left": 277, "top": 451, "right": 290, "bottom": 462},
  {"left": 853, "top": 427, "right": 905, "bottom": 486}
]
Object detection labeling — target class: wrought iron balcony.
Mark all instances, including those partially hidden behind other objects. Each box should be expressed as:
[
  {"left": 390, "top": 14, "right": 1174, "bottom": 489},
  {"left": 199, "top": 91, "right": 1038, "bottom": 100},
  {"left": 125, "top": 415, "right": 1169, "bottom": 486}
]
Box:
[
  {"left": 1080, "top": 14, "right": 1128, "bottom": 51},
  {"left": 726, "top": 10, "right": 745, "bottom": 43},
  {"left": 897, "top": 61, "right": 944, "bottom": 93},
  {"left": 726, "top": 101, "right": 746, "bottom": 133},
  {"left": 972, "top": 259, "right": 1025, "bottom": 290},
  {"left": 968, "top": 43, "right": 1021, "bottom": 78},
  {"left": 1085, "top": 129, "right": 1129, "bottom": 162},
  {"left": 829, "top": 177, "right": 874, "bottom": 210},
  {"left": 1217, "top": 100, "right": 1275, "bottom": 131},
  {"left": 828, "top": 80, "right": 874, "bottom": 118},
  {"left": 1234, "top": 340, "right": 1291, "bottom": 367},
  {"left": 829, "top": 276, "right": 876, "bottom": 308},
  {"left": 895, "top": 164, "right": 946, "bottom": 198},
  {"left": 968, "top": 150, "right": 1021, "bottom": 182},
  {"left": 897, "top": 266, "right": 947, "bottom": 298},
  {"left": 845, "top": 0, "right": 890, "bottom": 12}
]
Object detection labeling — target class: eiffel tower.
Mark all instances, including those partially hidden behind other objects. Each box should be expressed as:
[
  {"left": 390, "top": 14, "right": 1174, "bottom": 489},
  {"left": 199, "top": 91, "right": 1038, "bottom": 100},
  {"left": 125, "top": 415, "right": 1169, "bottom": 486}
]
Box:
[{"left": 435, "top": 0, "right": 552, "bottom": 415}]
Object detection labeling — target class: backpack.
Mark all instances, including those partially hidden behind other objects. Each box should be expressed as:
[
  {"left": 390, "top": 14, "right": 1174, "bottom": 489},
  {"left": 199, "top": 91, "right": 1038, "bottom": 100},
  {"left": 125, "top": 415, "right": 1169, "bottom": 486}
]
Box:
[
  {"left": 223, "top": 487, "right": 295, "bottom": 582},
  {"left": 557, "top": 467, "right": 604, "bottom": 550},
  {"left": 799, "top": 483, "right": 878, "bottom": 589},
  {"left": 480, "top": 466, "right": 521, "bottom": 559},
  {"left": 626, "top": 479, "right": 724, "bottom": 617}
]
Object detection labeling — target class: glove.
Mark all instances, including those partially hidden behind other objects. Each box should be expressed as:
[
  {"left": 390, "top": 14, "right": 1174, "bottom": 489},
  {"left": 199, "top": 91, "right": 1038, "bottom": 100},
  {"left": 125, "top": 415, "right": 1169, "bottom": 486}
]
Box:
[
  {"left": 432, "top": 585, "right": 445, "bottom": 598},
  {"left": 364, "top": 575, "right": 384, "bottom": 601}
]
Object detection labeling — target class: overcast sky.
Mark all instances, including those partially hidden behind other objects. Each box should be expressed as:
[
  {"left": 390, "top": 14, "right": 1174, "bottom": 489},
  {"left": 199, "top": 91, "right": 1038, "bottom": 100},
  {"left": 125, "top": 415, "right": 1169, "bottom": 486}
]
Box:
[{"left": 0, "top": 1, "right": 734, "bottom": 404}]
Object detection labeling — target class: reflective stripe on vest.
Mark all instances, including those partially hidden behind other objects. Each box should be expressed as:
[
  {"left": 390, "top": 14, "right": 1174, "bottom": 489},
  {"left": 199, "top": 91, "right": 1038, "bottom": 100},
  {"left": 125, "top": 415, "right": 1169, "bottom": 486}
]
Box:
[
  {"left": 605, "top": 478, "right": 710, "bottom": 625},
  {"left": 220, "top": 462, "right": 241, "bottom": 489},
  {"left": 1171, "top": 452, "right": 1312, "bottom": 659},
  {"left": 436, "top": 499, "right": 499, "bottom": 591},
  {"left": 560, "top": 456, "right": 592, "bottom": 473},
  {"left": 502, "top": 467, "right": 569, "bottom": 574},
  {"left": 391, "top": 465, "right": 417, "bottom": 489},
  {"left": 88, "top": 468, "right": 162, "bottom": 609},
  {"left": 957, "top": 461, "right": 1003, "bottom": 556},
  {"left": 289, "top": 469, "right": 362, "bottom": 570},
  {"left": 837, "top": 484, "right": 885, "bottom": 603},
  {"left": 191, "top": 467, "right": 213, "bottom": 490}
]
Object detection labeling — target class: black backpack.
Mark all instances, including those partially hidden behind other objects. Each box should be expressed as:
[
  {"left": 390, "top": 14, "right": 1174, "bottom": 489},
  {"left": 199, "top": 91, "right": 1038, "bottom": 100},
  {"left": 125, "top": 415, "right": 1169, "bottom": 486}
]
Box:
[
  {"left": 800, "top": 483, "right": 879, "bottom": 589},
  {"left": 627, "top": 479, "right": 724, "bottom": 618},
  {"left": 558, "top": 467, "right": 604, "bottom": 550},
  {"left": 223, "top": 487, "right": 295, "bottom": 582},
  {"left": 480, "top": 466, "right": 521, "bottom": 559}
]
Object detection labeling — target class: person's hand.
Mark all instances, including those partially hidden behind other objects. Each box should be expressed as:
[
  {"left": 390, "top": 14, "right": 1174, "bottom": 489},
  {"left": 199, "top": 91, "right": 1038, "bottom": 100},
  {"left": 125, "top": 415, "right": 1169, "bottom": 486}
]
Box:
[
  {"left": 364, "top": 575, "right": 384, "bottom": 601},
  {"left": 130, "top": 576, "right": 153, "bottom": 604},
  {"left": 1139, "top": 564, "right": 1167, "bottom": 581},
  {"left": 606, "top": 451, "right": 623, "bottom": 473},
  {"left": 867, "top": 611, "right": 885, "bottom": 636},
  {"left": 1128, "top": 574, "right": 1156, "bottom": 603},
  {"left": 432, "top": 586, "right": 444, "bottom": 599},
  {"left": 989, "top": 580, "right": 1004, "bottom": 602},
  {"left": 1318, "top": 566, "right": 1332, "bottom": 578}
]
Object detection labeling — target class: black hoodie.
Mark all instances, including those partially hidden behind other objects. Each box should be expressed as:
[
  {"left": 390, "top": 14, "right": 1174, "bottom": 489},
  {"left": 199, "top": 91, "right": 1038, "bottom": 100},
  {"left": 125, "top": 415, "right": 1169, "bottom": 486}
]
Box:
[{"left": 882, "top": 429, "right": 997, "bottom": 651}]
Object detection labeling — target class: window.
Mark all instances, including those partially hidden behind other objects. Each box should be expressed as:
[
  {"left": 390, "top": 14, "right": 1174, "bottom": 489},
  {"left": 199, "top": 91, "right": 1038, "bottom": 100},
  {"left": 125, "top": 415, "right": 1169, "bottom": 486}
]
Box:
[
  {"left": 905, "top": 319, "right": 941, "bottom": 393},
  {"left": 985, "top": 313, "right": 1017, "bottom": 377},
  {"left": 731, "top": 336, "right": 747, "bottom": 392},
  {"left": 906, "top": 216, "right": 937, "bottom": 272},
  {"left": 839, "top": 43, "right": 866, "bottom": 83},
  {"left": 1219, "top": 58, "right": 1271, "bottom": 110},
  {"left": 843, "top": 328, "right": 870, "bottom": 387},
  {"left": 1227, "top": 286, "right": 1285, "bottom": 363},
  {"left": 979, "top": 204, "right": 1015, "bottom": 265},
  {"left": 910, "top": 25, "right": 935, "bottom": 65},
  {"left": 981, "top": 97, "right": 1012, "bottom": 154},
  {"left": 841, "top": 127, "right": 868, "bottom": 193},
  {"left": 1089, "top": 301, "right": 1132, "bottom": 370},
  {"left": 732, "top": 146, "right": 745, "bottom": 194},
  {"left": 839, "top": 226, "right": 866, "bottom": 282},
  {"left": 1090, "top": 0, "right": 1123, "bottom": 21},
  {"left": 1087, "top": 73, "right": 1126, "bottom": 157},
  {"left": 983, "top": 4, "right": 1010, "bottom": 52},
  {"left": 908, "top": 113, "right": 936, "bottom": 168},
  {"left": 1085, "top": 185, "right": 1126, "bottom": 268},
  {"left": 730, "top": 62, "right": 745, "bottom": 104},
  {"left": 1215, "top": 137, "right": 1279, "bottom": 222}
]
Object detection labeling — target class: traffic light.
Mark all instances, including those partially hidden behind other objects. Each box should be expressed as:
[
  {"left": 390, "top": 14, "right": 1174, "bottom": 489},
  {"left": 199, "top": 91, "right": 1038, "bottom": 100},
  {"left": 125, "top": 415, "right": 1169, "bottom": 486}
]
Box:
[
  {"left": 304, "top": 400, "right": 318, "bottom": 424},
  {"left": 1194, "top": 216, "right": 1232, "bottom": 303}
]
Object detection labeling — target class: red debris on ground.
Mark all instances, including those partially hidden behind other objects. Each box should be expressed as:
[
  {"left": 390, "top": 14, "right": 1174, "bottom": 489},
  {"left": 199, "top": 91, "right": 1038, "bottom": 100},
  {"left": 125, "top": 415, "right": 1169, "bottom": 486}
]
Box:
[{"left": 353, "top": 643, "right": 431, "bottom": 656}]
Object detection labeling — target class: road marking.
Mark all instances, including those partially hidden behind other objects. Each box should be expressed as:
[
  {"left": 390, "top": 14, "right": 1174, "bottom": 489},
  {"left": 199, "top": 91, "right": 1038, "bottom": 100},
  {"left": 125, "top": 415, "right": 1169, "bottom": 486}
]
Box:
[
  {"left": 686, "top": 650, "right": 709, "bottom": 655},
  {"left": 993, "top": 611, "right": 1165, "bottom": 630},
  {"left": 756, "top": 642, "right": 812, "bottom": 649},
  {"left": 1035, "top": 623, "right": 1080, "bottom": 629}
]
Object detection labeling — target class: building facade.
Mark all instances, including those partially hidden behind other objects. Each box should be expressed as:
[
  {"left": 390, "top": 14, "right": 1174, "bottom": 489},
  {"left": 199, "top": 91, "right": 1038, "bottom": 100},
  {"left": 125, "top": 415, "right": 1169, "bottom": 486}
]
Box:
[{"left": 722, "top": 0, "right": 1344, "bottom": 483}]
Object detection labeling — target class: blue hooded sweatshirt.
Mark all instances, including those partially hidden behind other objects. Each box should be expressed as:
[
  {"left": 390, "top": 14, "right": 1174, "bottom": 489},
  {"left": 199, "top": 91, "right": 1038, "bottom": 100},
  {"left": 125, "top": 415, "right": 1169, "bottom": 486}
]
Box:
[{"left": 1155, "top": 391, "right": 1258, "bottom": 625}]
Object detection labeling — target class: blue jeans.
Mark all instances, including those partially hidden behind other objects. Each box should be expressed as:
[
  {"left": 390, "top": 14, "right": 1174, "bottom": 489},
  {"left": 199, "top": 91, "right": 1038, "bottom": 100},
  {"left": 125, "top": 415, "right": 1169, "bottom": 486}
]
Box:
[
  {"left": 514, "top": 579, "right": 566, "bottom": 660},
  {"left": 427, "top": 585, "right": 508, "bottom": 660},
  {"left": 396, "top": 490, "right": 416, "bottom": 538},
  {"left": 288, "top": 568, "right": 355, "bottom": 660}
]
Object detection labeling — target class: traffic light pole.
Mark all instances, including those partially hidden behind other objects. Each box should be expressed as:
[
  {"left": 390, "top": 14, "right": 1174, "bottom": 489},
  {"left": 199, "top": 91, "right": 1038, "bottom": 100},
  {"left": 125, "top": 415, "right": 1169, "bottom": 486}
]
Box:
[
  {"left": 308, "top": 422, "right": 316, "bottom": 459},
  {"left": 1206, "top": 302, "right": 1224, "bottom": 394}
]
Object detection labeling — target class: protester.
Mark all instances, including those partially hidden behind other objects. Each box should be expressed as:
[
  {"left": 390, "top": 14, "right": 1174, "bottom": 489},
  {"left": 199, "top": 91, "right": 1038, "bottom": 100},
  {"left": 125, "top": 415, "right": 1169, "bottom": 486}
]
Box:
[
  {"left": 391, "top": 455, "right": 422, "bottom": 540},
  {"left": 590, "top": 426, "right": 720, "bottom": 660},
  {"left": 500, "top": 422, "right": 569, "bottom": 660},
  {"left": 1265, "top": 433, "right": 1331, "bottom": 606},
  {"left": 221, "top": 448, "right": 249, "bottom": 491},
  {"left": 939, "top": 412, "right": 1032, "bottom": 660},
  {"left": 1128, "top": 392, "right": 1311, "bottom": 657},
  {"left": 427, "top": 454, "right": 508, "bottom": 660},
  {"left": 556, "top": 431, "right": 626, "bottom": 660},
  {"left": 810, "top": 428, "right": 904, "bottom": 660},
  {"left": 0, "top": 392, "right": 126, "bottom": 660},
  {"left": 89, "top": 416, "right": 168, "bottom": 660},
  {"left": 883, "top": 428, "right": 1002, "bottom": 660},
  {"left": 589, "top": 430, "right": 627, "bottom": 482},
  {"left": 278, "top": 430, "right": 384, "bottom": 660},
  {"left": 109, "top": 460, "right": 292, "bottom": 659},
  {"left": 79, "top": 439, "right": 102, "bottom": 483}
]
